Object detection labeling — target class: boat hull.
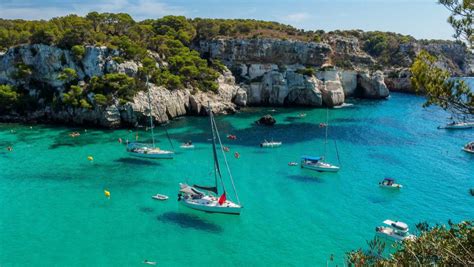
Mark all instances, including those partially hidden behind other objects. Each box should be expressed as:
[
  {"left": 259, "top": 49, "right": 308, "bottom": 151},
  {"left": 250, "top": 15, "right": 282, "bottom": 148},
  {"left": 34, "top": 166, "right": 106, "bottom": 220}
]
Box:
[
  {"left": 179, "top": 198, "right": 242, "bottom": 215},
  {"left": 128, "top": 151, "right": 174, "bottom": 159},
  {"left": 260, "top": 142, "right": 282, "bottom": 148},
  {"left": 301, "top": 163, "right": 340, "bottom": 172},
  {"left": 462, "top": 148, "right": 474, "bottom": 154}
]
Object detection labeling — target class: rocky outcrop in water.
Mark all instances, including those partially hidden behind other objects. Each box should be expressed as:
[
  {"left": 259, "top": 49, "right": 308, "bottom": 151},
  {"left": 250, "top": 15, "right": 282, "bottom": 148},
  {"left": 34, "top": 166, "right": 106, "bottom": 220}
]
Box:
[{"left": 256, "top": 114, "right": 276, "bottom": 126}]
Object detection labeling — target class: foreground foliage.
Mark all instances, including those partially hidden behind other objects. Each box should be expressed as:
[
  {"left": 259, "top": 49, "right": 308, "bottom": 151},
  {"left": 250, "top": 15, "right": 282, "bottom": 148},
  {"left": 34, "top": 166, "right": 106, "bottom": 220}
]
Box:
[
  {"left": 347, "top": 220, "right": 474, "bottom": 266},
  {"left": 411, "top": 50, "right": 473, "bottom": 115}
]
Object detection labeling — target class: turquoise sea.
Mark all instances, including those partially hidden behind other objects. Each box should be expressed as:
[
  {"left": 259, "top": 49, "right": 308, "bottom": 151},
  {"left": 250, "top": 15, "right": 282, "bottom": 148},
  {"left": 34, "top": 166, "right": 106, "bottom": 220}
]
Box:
[{"left": 1, "top": 90, "right": 473, "bottom": 266}]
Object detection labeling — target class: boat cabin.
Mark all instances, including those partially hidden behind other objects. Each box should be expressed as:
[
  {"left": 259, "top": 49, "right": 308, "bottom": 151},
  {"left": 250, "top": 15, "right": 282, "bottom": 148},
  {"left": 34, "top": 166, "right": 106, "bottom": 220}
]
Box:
[
  {"left": 384, "top": 220, "right": 409, "bottom": 235},
  {"left": 381, "top": 178, "right": 395, "bottom": 186},
  {"left": 301, "top": 156, "right": 321, "bottom": 164}
]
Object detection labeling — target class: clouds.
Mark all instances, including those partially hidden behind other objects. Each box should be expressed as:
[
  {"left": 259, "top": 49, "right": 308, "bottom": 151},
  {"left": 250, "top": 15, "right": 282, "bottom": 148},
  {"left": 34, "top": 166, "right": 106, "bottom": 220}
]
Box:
[{"left": 0, "top": 0, "right": 186, "bottom": 21}]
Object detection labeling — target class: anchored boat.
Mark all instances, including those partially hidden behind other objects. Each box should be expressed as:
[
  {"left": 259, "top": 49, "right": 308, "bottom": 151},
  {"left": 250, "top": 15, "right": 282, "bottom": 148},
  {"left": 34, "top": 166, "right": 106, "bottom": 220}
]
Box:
[
  {"left": 301, "top": 156, "right": 340, "bottom": 172},
  {"left": 178, "top": 104, "right": 242, "bottom": 215},
  {"left": 127, "top": 76, "right": 174, "bottom": 159},
  {"left": 260, "top": 140, "right": 282, "bottom": 148},
  {"left": 462, "top": 141, "right": 474, "bottom": 154},
  {"left": 376, "top": 219, "right": 415, "bottom": 241},
  {"left": 301, "top": 109, "right": 340, "bottom": 172},
  {"left": 379, "top": 178, "right": 403, "bottom": 189},
  {"left": 151, "top": 194, "right": 169, "bottom": 200},
  {"left": 439, "top": 121, "right": 474, "bottom": 129}
]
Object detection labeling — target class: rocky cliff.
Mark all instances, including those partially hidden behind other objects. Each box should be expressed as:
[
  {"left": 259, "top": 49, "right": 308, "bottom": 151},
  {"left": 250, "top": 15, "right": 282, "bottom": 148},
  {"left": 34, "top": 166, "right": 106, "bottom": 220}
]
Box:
[
  {"left": 0, "top": 36, "right": 470, "bottom": 127},
  {"left": 196, "top": 38, "right": 389, "bottom": 106},
  {"left": 0, "top": 44, "right": 243, "bottom": 127}
]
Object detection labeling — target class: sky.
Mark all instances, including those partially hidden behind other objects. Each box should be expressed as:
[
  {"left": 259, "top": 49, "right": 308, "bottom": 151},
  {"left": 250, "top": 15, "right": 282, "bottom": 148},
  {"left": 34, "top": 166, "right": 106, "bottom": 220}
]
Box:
[{"left": 0, "top": 0, "right": 455, "bottom": 40}]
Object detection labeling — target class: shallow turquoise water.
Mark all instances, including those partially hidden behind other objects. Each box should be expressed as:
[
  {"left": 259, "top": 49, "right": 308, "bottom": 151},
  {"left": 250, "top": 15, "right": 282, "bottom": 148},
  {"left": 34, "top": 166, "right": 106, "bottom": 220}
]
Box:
[{"left": 0, "top": 92, "right": 473, "bottom": 266}]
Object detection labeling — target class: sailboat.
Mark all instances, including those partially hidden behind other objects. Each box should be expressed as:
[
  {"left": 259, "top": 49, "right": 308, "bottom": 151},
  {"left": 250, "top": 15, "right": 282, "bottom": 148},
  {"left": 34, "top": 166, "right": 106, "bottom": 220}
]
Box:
[
  {"left": 301, "top": 108, "right": 340, "bottom": 172},
  {"left": 178, "top": 103, "right": 242, "bottom": 215},
  {"left": 126, "top": 77, "right": 174, "bottom": 159}
]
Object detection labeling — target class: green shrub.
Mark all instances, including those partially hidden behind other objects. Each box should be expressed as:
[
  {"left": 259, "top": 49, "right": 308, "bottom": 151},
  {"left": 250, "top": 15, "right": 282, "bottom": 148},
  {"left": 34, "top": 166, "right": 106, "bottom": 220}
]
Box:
[
  {"left": 0, "top": 85, "right": 19, "bottom": 111},
  {"left": 94, "top": 93, "right": 108, "bottom": 106},
  {"left": 112, "top": 56, "right": 125, "bottom": 64},
  {"left": 89, "top": 73, "right": 137, "bottom": 101},
  {"left": 58, "top": 68, "right": 78, "bottom": 83},
  {"left": 71, "top": 45, "right": 85, "bottom": 60}
]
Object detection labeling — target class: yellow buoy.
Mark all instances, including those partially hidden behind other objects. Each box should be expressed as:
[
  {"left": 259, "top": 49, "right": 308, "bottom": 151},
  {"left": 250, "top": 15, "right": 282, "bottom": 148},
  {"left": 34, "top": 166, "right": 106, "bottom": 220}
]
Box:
[
  {"left": 87, "top": 156, "right": 94, "bottom": 161},
  {"left": 104, "top": 190, "right": 110, "bottom": 198}
]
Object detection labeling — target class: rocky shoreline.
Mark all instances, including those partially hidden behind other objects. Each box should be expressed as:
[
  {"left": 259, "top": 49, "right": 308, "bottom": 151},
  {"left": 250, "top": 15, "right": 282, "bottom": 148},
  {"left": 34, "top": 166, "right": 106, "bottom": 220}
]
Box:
[{"left": 0, "top": 38, "right": 471, "bottom": 128}]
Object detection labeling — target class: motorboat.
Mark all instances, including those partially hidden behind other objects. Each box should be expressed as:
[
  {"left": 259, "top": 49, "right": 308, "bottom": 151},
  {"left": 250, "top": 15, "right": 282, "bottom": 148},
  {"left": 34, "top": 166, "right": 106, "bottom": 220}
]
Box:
[
  {"left": 376, "top": 220, "right": 416, "bottom": 241},
  {"left": 151, "top": 194, "right": 169, "bottom": 201},
  {"left": 379, "top": 178, "right": 403, "bottom": 189},
  {"left": 127, "top": 143, "right": 174, "bottom": 159},
  {"left": 439, "top": 121, "right": 474, "bottom": 129},
  {"left": 462, "top": 141, "right": 474, "bottom": 154},
  {"left": 301, "top": 156, "right": 340, "bottom": 172},
  {"left": 260, "top": 140, "right": 282, "bottom": 148},
  {"left": 178, "top": 104, "right": 242, "bottom": 215}
]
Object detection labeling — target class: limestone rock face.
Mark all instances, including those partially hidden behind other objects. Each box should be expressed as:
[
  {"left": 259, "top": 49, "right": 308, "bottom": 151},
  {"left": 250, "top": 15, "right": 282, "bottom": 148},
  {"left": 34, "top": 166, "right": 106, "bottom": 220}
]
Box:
[
  {"left": 286, "top": 76, "right": 323, "bottom": 106},
  {"left": 340, "top": 70, "right": 358, "bottom": 96},
  {"left": 384, "top": 69, "right": 414, "bottom": 93},
  {"left": 198, "top": 38, "right": 332, "bottom": 66},
  {"left": 0, "top": 44, "right": 247, "bottom": 127},
  {"left": 357, "top": 71, "right": 390, "bottom": 99}
]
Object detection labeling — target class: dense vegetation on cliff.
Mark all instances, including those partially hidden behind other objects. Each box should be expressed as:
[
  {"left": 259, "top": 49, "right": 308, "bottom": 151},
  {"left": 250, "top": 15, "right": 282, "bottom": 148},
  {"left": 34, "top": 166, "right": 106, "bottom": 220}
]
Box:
[
  {"left": 0, "top": 12, "right": 470, "bottom": 116},
  {"left": 1, "top": 14, "right": 466, "bottom": 71}
]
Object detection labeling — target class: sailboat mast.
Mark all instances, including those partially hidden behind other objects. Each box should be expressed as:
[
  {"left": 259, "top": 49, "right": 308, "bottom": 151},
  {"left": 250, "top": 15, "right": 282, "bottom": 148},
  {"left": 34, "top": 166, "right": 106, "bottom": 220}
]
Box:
[
  {"left": 208, "top": 103, "right": 221, "bottom": 192},
  {"left": 212, "top": 112, "right": 240, "bottom": 205},
  {"left": 146, "top": 76, "right": 155, "bottom": 148},
  {"left": 324, "top": 108, "right": 328, "bottom": 158}
]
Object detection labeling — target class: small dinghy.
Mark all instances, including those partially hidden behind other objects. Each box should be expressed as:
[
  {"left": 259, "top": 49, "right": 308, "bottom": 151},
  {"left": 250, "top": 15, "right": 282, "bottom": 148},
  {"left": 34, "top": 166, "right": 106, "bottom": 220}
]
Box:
[
  {"left": 462, "top": 141, "right": 474, "bottom": 154},
  {"left": 379, "top": 178, "right": 402, "bottom": 189},
  {"left": 288, "top": 162, "right": 298, "bottom": 166},
  {"left": 333, "top": 103, "right": 354, "bottom": 109},
  {"left": 151, "top": 194, "right": 169, "bottom": 201},
  {"left": 180, "top": 141, "right": 194, "bottom": 149},
  {"left": 227, "top": 134, "right": 237, "bottom": 140},
  {"left": 260, "top": 140, "right": 282, "bottom": 148}
]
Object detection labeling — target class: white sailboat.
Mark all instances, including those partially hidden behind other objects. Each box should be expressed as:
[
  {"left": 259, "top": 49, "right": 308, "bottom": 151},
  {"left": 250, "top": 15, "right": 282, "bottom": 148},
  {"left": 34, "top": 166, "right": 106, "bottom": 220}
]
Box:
[
  {"left": 301, "top": 109, "right": 340, "bottom": 172},
  {"left": 178, "top": 104, "right": 242, "bottom": 215},
  {"left": 127, "top": 77, "right": 174, "bottom": 159}
]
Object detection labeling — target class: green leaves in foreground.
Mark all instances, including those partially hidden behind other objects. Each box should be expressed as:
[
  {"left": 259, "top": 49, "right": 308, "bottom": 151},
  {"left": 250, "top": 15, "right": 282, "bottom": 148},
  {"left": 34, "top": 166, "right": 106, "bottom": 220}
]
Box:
[
  {"left": 411, "top": 50, "right": 473, "bottom": 115},
  {"left": 346, "top": 220, "right": 474, "bottom": 266}
]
